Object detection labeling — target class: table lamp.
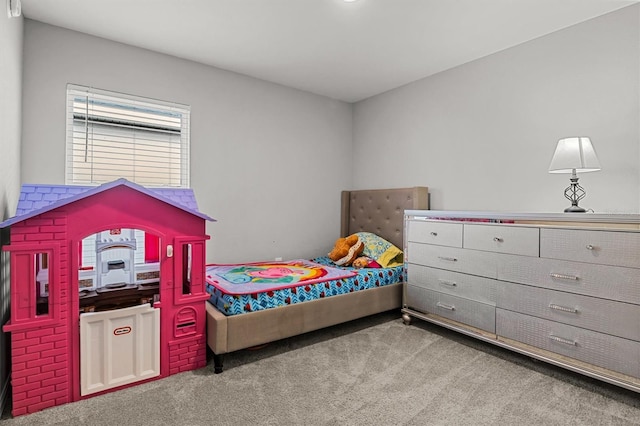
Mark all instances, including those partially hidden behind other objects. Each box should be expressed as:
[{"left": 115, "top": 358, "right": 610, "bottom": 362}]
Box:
[{"left": 548, "top": 137, "right": 601, "bottom": 213}]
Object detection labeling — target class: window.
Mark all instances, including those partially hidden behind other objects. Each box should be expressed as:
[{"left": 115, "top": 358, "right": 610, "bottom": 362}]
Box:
[
  {"left": 4, "top": 244, "right": 60, "bottom": 331},
  {"left": 76, "top": 228, "right": 161, "bottom": 291},
  {"left": 80, "top": 229, "right": 147, "bottom": 269},
  {"left": 181, "top": 243, "right": 192, "bottom": 295},
  {"left": 66, "top": 84, "right": 190, "bottom": 187},
  {"left": 35, "top": 252, "right": 49, "bottom": 315},
  {"left": 173, "top": 238, "right": 206, "bottom": 304}
]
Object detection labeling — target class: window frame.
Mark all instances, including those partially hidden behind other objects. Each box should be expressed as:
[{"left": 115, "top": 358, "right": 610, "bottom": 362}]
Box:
[
  {"left": 172, "top": 237, "right": 208, "bottom": 305},
  {"left": 4, "top": 243, "right": 61, "bottom": 332}
]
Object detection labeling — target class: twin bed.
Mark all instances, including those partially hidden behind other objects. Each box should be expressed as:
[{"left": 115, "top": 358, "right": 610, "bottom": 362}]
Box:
[{"left": 205, "top": 187, "right": 430, "bottom": 372}]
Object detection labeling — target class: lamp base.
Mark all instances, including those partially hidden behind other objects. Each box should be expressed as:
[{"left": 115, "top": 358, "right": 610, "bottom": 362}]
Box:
[
  {"left": 564, "top": 205, "right": 586, "bottom": 213},
  {"left": 562, "top": 172, "right": 587, "bottom": 213}
]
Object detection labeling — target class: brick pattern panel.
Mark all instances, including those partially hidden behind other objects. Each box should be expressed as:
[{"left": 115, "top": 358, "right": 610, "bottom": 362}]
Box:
[
  {"left": 10, "top": 326, "right": 69, "bottom": 416},
  {"left": 11, "top": 211, "right": 67, "bottom": 244},
  {"left": 168, "top": 334, "right": 207, "bottom": 375}
]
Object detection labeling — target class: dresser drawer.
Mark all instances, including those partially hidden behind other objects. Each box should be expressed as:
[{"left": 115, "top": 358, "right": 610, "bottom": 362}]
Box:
[
  {"left": 407, "top": 264, "right": 496, "bottom": 305},
  {"left": 497, "top": 309, "right": 640, "bottom": 378},
  {"left": 540, "top": 228, "right": 640, "bottom": 268},
  {"left": 407, "top": 242, "right": 497, "bottom": 278},
  {"left": 463, "top": 224, "right": 539, "bottom": 256},
  {"left": 407, "top": 220, "right": 463, "bottom": 248},
  {"left": 406, "top": 285, "right": 495, "bottom": 333},
  {"left": 496, "top": 281, "right": 640, "bottom": 341},
  {"left": 498, "top": 254, "right": 640, "bottom": 305}
]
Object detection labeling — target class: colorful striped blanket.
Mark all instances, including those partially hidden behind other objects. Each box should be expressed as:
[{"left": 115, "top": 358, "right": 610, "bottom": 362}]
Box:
[{"left": 205, "top": 259, "right": 357, "bottom": 295}]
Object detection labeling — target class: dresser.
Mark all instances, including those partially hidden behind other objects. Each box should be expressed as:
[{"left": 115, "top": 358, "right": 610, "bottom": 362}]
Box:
[{"left": 402, "top": 211, "right": 640, "bottom": 392}]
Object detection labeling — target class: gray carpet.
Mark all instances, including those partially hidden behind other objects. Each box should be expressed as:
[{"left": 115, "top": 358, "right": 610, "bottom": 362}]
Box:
[{"left": 2, "top": 311, "right": 639, "bottom": 425}]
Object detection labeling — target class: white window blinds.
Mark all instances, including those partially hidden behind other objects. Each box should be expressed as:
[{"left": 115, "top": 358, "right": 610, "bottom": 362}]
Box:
[{"left": 66, "top": 85, "right": 190, "bottom": 187}]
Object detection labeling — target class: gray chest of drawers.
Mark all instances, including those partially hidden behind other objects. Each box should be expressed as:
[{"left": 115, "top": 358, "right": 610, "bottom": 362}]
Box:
[{"left": 402, "top": 210, "right": 640, "bottom": 392}]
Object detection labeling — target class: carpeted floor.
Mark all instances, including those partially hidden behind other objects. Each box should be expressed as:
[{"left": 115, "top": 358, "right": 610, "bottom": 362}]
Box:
[{"left": 2, "top": 311, "right": 640, "bottom": 425}]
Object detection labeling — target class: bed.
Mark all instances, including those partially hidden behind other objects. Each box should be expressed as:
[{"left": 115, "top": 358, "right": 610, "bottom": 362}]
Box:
[{"left": 206, "top": 186, "right": 429, "bottom": 372}]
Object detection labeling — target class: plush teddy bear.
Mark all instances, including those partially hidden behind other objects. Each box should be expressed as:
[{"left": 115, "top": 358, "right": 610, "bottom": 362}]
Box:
[
  {"left": 328, "top": 234, "right": 364, "bottom": 266},
  {"left": 351, "top": 256, "right": 370, "bottom": 269},
  {"left": 351, "top": 256, "right": 381, "bottom": 269}
]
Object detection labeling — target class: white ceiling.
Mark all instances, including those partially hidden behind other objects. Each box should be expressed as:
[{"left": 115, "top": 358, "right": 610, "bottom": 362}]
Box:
[{"left": 19, "top": 0, "right": 638, "bottom": 103}]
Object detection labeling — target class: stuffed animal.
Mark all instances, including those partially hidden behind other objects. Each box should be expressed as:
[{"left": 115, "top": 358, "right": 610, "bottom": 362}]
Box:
[
  {"left": 328, "top": 234, "right": 364, "bottom": 266},
  {"left": 351, "top": 256, "right": 370, "bottom": 269},
  {"left": 352, "top": 256, "right": 382, "bottom": 269}
]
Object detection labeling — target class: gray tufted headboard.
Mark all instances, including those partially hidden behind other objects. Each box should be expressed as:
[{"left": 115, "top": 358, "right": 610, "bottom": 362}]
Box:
[{"left": 340, "top": 187, "right": 429, "bottom": 249}]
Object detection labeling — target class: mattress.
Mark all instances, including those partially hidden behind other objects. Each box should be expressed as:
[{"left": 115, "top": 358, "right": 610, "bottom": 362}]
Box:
[{"left": 206, "top": 256, "right": 405, "bottom": 316}]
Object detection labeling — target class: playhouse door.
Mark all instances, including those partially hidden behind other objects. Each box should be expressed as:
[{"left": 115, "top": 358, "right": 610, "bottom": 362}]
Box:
[{"left": 80, "top": 304, "right": 160, "bottom": 396}]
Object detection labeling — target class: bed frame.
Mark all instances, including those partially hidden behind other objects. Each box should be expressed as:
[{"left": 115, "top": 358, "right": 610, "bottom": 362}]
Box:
[{"left": 206, "top": 186, "right": 429, "bottom": 372}]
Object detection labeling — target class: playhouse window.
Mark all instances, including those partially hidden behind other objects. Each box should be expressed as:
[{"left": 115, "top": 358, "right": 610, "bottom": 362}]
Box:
[
  {"left": 8, "top": 245, "right": 59, "bottom": 327},
  {"left": 80, "top": 229, "right": 148, "bottom": 269},
  {"left": 174, "top": 238, "right": 205, "bottom": 304},
  {"left": 35, "top": 252, "right": 49, "bottom": 316},
  {"left": 77, "top": 228, "right": 161, "bottom": 292},
  {"left": 182, "top": 243, "right": 192, "bottom": 295},
  {"left": 65, "top": 84, "right": 191, "bottom": 188}
]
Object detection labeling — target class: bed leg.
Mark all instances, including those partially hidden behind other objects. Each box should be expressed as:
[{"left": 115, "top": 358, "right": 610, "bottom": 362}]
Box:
[{"left": 214, "top": 354, "right": 224, "bottom": 374}]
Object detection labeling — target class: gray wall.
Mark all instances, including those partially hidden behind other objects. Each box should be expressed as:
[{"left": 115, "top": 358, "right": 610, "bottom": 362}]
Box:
[
  {"left": 353, "top": 5, "right": 640, "bottom": 214},
  {"left": 18, "top": 6, "right": 640, "bottom": 251},
  {"left": 0, "top": 8, "right": 22, "bottom": 219},
  {"left": 0, "top": 9, "right": 23, "bottom": 417},
  {"left": 21, "top": 20, "right": 353, "bottom": 263}
]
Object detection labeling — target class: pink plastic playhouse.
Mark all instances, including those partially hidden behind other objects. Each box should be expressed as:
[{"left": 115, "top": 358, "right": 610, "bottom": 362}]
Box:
[{"left": 0, "top": 179, "right": 215, "bottom": 416}]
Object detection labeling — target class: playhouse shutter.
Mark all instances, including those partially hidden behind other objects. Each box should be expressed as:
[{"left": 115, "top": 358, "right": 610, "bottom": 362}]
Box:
[{"left": 66, "top": 85, "right": 190, "bottom": 188}]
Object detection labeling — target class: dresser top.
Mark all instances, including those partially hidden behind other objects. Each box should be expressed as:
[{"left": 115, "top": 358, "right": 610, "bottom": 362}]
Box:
[{"left": 405, "top": 210, "right": 640, "bottom": 225}]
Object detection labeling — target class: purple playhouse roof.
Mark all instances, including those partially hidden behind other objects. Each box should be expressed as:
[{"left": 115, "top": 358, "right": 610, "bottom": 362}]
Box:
[{"left": 0, "top": 178, "right": 215, "bottom": 228}]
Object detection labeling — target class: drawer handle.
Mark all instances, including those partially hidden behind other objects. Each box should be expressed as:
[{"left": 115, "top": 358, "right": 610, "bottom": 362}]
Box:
[
  {"left": 438, "top": 279, "right": 457, "bottom": 287},
  {"left": 586, "top": 244, "right": 595, "bottom": 250},
  {"left": 549, "top": 273, "right": 579, "bottom": 281},
  {"left": 438, "top": 256, "right": 458, "bottom": 262},
  {"left": 430, "top": 232, "right": 438, "bottom": 236},
  {"left": 436, "top": 302, "right": 455, "bottom": 311},
  {"left": 549, "top": 303, "right": 579, "bottom": 314},
  {"left": 549, "top": 334, "right": 577, "bottom": 346},
  {"left": 493, "top": 237, "right": 503, "bottom": 242}
]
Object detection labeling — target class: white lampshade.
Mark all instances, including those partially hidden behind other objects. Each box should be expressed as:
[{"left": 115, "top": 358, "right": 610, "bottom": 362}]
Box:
[{"left": 548, "top": 137, "right": 601, "bottom": 174}]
